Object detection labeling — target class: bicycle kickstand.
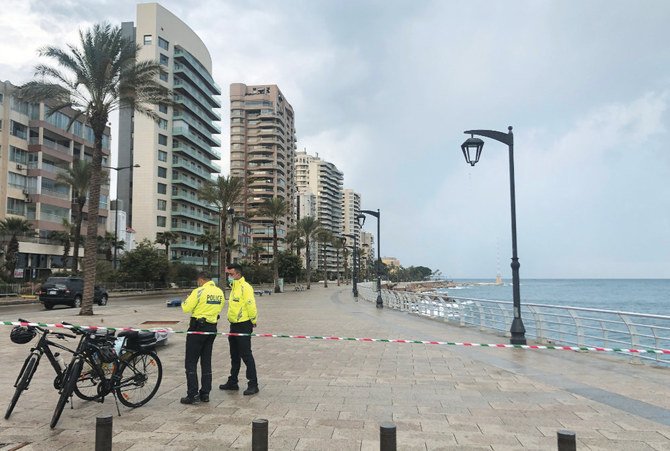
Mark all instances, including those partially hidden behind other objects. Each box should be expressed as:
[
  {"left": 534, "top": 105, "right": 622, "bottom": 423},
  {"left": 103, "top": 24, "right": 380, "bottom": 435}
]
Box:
[{"left": 112, "top": 392, "right": 121, "bottom": 417}]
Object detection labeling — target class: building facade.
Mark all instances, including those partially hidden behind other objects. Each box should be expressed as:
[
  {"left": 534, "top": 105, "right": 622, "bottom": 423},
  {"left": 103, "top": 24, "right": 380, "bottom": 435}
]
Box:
[
  {"left": 120, "top": 2, "right": 221, "bottom": 267},
  {"left": 229, "top": 83, "right": 296, "bottom": 262},
  {"left": 0, "top": 80, "right": 111, "bottom": 278},
  {"left": 295, "top": 150, "right": 343, "bottom": 275}
]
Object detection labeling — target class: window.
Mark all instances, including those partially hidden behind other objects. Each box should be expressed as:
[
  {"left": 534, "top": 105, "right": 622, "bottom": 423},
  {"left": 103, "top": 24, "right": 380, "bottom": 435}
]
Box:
[
  {"left": 159, "top": 54, "right": 169, "bottom": 66},
  {"left": 7, "top": 198, "right": 25, "bottom": 216},
  {"left": 158, "top": 150, "right": 167, "bottom": 162},
  {"left": 159, "top": 71, "right": 169, "bottom": 82},
  {"left": 157, "top": 183, "right": 167, "bottom": 194},
  {"left": 8, "top": 172, "right": 26, "bottom": 189},
  {"left": 158, "top": 118, "right": 168, "bottom": 130},
  {"left": 158, "top": 103, "right": 168, "bottom": 114},
  {"left": 157, "top": 167, "right": 167, "bottom": 178},
  {"left": 158, "top": 37, "right": 169, "bottom": 50},
  {"left": 157, "top": 216, "right": 166, "bottom": 227},
  {"left": 143, "top": 35, "right": 152, "bottom": 45},
  {"left": 10, "top": 121, "right": 27, "bottom": 140},
  {"left": 158, "top": 134, "right": 168, "bottom": 146},
  {"left": 9, "top": 146, "right": 27, "bottom": 164},
  {"left": 157, "top": 199, "right": 167, "bottom": 211}
]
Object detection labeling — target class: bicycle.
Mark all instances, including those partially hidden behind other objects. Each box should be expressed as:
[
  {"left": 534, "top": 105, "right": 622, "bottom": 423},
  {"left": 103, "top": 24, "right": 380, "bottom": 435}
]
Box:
[
  {"left": 50, "top": 325, "right": 163, "bottom": 429},
  {"left": 5, "top": 319, "right": 77, "bottom": 420}
]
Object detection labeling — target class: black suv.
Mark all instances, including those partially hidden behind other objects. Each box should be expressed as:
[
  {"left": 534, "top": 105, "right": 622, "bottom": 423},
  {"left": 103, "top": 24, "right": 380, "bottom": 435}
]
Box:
[{"left": 38, "top": 277, "right": 108, "bottom": 310}]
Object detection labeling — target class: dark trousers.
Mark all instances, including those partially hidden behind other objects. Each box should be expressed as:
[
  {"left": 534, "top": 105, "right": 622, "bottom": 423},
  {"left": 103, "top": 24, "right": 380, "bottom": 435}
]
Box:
[
  {"left": 185, "top": 321, "right": 217, "bottom": 398},
  {"left": 227, "top": 320, "right": 257, "bottom": 387}
]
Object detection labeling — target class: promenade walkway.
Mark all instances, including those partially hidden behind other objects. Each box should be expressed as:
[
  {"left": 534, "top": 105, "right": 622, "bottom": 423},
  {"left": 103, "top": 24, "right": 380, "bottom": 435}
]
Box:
[{"left": 0, "top": 285, "right": 668, "bottom": 450}]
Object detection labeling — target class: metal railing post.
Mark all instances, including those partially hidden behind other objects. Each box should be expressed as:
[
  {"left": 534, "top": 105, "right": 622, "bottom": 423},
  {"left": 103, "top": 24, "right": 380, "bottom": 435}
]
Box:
[
  {"left": 95, "top": 414, "right": 113, "bottom": 451},
  {"left": 252, "top": 419, "right": 269, "bottom": 451},
  {"left": 557, "top": 429, "right": 576, "bottom": 451},
  {"left": 380, "top": 422, "right": 397, "bottom": 451}
]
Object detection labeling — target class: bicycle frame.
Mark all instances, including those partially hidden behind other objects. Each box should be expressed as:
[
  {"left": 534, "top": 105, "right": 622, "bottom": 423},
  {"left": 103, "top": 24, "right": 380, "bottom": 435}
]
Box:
[{"left": 13, "top": 326, "right": 76, "bottom": 389}]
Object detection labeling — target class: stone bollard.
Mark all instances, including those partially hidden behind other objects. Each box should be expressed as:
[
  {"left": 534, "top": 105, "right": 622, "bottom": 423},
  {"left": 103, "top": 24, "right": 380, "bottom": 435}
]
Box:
[
  {"left": 557, "top": 429, "right": 576, "bottom": 451},
  {"left": 380, "top": 422, "right": 397, "bottom": 451},
  {"left": 252, "top": 418, "right": 269, "bottom": 451},
  {"left": 95, "top": 414, "right": 113, "bottom": 451}
]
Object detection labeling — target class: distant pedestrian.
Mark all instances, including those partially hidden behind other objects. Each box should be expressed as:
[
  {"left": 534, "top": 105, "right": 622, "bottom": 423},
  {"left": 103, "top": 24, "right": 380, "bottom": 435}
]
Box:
[
  {"left": 181, "top": 271, "right": 224, "bottom": 404},
  {"left": 219, "top": 263, "right": 259, "bottom": 395}
]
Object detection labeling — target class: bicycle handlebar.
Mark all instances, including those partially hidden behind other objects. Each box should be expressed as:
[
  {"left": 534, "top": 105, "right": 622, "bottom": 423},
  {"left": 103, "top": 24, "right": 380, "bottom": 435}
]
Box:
[{"left": 17, "top": 318, "right": 77, "bottom": 339}]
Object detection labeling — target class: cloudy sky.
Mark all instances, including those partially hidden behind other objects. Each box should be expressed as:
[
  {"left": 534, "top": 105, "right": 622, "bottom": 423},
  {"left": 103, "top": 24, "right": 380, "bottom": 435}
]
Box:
[{"left": 2, "top": 0, "right": 669, "bottom": 279}]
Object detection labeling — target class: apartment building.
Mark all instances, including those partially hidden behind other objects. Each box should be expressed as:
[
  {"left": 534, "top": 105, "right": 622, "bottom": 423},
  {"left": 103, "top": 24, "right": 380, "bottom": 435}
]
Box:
[
  {"left": 230, "top": 83, "right": 297, "bottom": 261},
  {"left": 0, "top": 80, "right": 110, "bottom": 278},
  {"left": 295, "top": 150, "right": 343, "bottom": 274},
  {"left": 119, "top": 3, "right": 221, "bottom": 267}
]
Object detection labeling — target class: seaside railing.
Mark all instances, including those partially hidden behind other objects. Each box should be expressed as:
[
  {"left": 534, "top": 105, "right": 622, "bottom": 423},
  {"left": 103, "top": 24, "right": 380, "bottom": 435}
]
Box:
[{"left": 358, "top": 282, "right": 670, "bottom": 366}]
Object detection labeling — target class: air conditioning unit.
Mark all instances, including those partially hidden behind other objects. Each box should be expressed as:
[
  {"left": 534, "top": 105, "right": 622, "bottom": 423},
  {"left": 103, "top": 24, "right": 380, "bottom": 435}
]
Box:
[
  {"left": 22, "top": 189, "right": 30, "bottom": 196},
  {"left": 16, "top": 164, "right": 23, "bottom": 170},
  {"left": 25, "top": 196, "right": 32, "bottom": 204}
]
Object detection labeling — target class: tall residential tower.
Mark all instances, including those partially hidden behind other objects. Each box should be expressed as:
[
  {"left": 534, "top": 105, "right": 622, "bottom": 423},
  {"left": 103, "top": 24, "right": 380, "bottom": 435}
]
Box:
[{"left": 120, "top": 3, "right": 221, "bottom": 265}]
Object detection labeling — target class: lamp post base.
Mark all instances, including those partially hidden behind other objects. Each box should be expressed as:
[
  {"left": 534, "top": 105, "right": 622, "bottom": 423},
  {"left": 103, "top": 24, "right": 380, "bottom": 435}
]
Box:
[
  {"left": 509, "top": 317, "right": 526, "bottom": 345},
  {"left": 376, "top": 293, "right": 383, "bottom": 308}
]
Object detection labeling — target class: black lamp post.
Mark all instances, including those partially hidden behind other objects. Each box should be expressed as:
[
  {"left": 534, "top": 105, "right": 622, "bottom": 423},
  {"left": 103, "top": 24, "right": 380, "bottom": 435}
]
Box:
[
  {"left": 460, "top": 126, "right": 526, "bottom": 345},
  {"left": 358, "top": 209, "right": 383, "bottom": 308},
  {"left": 227, "top": 207, "right": 234, "bottom": 264},
  {"left": 343, "top": 233, "right": 358, "bottom": 298},
  {"left": 104, "top": 164, "right": 140, "bottom": 270}
]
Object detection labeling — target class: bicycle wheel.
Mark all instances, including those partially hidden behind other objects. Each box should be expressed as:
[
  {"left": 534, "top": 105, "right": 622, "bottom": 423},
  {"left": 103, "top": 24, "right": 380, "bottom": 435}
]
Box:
[
  {"left": 115, "top": 351, "right": 162, "bottom": 408},
  {"left": 73, "top": 358, "right": 102, "bottom": 401},
  {"left": 50, "top": 358, "right": 82, "bottom": 429},
  {"left": 5, "top": 354, "right": 39, "bottom": 419}
]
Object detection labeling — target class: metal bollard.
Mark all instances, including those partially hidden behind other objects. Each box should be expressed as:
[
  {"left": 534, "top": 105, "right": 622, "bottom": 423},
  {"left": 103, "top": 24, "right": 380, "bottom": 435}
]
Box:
[
  {"left": 557, "top": 429, "right": 576, "bottom": 451},
  {"left": 252, "top": 418, "right": 269, "bottom": 451},
  {"left": 380, "top": 422, "right": 397, "bottom": 451},
  {"left": 95, "top": 414, "right": 113, "bottom": 451}
]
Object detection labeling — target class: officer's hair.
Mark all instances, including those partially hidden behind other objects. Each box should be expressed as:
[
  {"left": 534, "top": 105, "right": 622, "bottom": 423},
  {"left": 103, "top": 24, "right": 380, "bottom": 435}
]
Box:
[
  {"left": 226, "top": 263, "right": 243, "bottom": 274},
  {"left": 197, "top": 271, "right": 211, "bottom": 281}
]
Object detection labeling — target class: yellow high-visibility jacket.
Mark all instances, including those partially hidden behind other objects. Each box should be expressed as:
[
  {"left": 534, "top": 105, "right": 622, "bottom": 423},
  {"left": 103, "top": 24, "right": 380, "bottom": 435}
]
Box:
[
  {"left": 227, "top": 276, "right": 257, "bottom": 325},
  {"left": 181, "top": 281, "right": 224, "bottom": 324}
]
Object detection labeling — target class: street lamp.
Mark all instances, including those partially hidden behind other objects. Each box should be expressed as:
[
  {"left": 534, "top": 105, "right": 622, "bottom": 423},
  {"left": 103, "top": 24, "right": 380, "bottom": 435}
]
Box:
[
  {"left": 460, "top": 126, "right": 526, "bottom": 345},
  {"left": 343, "top": 233, "right": 358, "bottom": 298},
  {"left": 227, "top": 207, "right": 234, "bottom": 264},
  {"left": 358, "top": 209, "right": 383, "bottom": 308},
  {"left": 104, "top": 164, "right": 140, "bottom": 270}
]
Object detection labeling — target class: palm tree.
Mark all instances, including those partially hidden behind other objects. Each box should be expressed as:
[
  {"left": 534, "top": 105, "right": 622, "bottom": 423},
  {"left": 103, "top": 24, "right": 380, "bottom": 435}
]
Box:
[
  {"left": 331, "top": 236, "right": 344, "bottom": 286},
  {"left": 224, "top": 238, "right": 240, "bottom": 266},
  {"left": 0, "top": 218, "right": 34, "bottom": 278},
  {"left": 48, "top": 219, "right": 75, "bottom": 270},
  {"left": 257, "top": 197, "right": 288, "bottom": 293},
  {"left": 198, "top": 175, "right": 244, "bottom": 284},
  {"left": 155, "top": 231, "right": 179, "bottom": 259},
  {"left": 285, "top": 228, "right": 304, "bottom": 255},
  {"left": 317, "top": 229, "right": 333, "bottom": 288},
  {"left": 20, "top": 23, "right": 173, "bottom": 315},
  {"left": 57, "top": 160, "right": 95, "bottom": 273},
  {"left": 296, "top": 216, "right": 322, "bottom": 290},
  {"left": 248, "top": 242, "right": 266, "bottom": 266},
  {"left": 196, "top": 229, "right": 218, "bottom": 273}
]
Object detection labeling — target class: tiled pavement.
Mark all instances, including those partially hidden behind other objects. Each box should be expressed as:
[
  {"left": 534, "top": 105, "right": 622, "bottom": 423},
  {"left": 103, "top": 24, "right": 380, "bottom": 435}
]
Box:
[{"left": 0, "top": 285, "right": 668, "bottom": 450}]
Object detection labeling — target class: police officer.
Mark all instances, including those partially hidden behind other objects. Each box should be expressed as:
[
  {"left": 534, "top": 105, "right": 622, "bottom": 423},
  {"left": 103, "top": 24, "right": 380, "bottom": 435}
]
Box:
[
  {"left": 219, "top": 263, "right": 259, "bottom": 395},
  {"left": 181, "top": 271, "right": 224, "bottom": 404}
]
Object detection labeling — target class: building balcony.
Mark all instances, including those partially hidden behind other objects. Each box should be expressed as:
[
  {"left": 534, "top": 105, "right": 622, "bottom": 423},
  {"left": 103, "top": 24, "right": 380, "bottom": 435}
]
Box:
[
  {"left": 174, "top": 94, "right": 221, "bottom": 122},
  {"left": 174, "top": 47, "right": 221, "bottom": 94}
]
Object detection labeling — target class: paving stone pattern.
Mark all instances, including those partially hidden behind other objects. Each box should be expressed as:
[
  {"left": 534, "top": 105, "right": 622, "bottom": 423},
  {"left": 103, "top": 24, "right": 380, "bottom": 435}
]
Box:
[{"left": 0, "top": 285, "right": 668, "bottom": 450}]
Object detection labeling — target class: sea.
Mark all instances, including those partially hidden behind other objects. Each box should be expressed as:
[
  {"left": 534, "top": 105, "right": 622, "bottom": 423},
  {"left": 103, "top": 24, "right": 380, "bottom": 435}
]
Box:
[{"left": 438, "top": 279, "right": 669, "bottom": 317}]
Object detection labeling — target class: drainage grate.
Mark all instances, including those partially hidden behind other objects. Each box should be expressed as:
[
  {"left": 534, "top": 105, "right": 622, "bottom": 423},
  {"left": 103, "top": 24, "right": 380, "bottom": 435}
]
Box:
[{"left": 140, "top": 321, "right": 180, "bottom": 325}]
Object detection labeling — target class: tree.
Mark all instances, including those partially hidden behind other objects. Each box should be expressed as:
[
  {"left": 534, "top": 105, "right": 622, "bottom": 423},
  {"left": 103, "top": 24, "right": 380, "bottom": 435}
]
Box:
[
  {"left": 20, "top": 23, "right": 173, "bottom": 315},
  {"left": 198, "top": 175, "right": 244, "bottom": 284},
  {"left": 295, "top": 216, "right": 322, "bottom": 290},
  {"left": 48, "top": 218, "right": 75, "bottom": 270},
  {"left": 118, "top": 239, "right": 169, "bottom": 285},
  {"left": 0, "top": 218, "right": 34, "bottom": 279},
  {"left": 57, "top": 160, "right": 96, "bottom": 273},
  {"left": 224, "top": 237, "right": 240, "bottom": 266},
  {"left": 277, "top": 251, "right": 302, "bottom": 282},
  {"left": 316, "top": 229, "right": 333, "bottom": 288},
  {"left": 257, "top": 196, "right": 288, "bottom": 293},
  {"left": 331, "top": 236, "right": 344, "bottom": 286},
  {"left": 155, "top": 231, "right": 179, "bottom": 258},
  {"left": 196, "top": 229, "right": 218, "bottom": 274},
  {"left": 248, "top": 242, "right": 266, "bottom": 266}
]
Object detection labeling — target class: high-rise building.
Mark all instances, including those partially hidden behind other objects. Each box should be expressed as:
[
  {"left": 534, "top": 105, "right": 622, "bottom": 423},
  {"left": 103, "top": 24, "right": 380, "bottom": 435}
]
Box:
[
  {"left": 229, "top": 83, "right": 296, "bottom": 261},
  {"left": 295, "top": 150, "right": 343, "bottom": 274},
  {"left": 0, "top": 80, "right": 111, "bottom": 277},
  {"left": 120, "top": 3, "right": 221, "bottom": 266}
]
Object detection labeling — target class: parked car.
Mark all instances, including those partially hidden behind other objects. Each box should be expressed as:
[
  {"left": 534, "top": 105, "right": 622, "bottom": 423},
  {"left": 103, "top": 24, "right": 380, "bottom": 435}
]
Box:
[{"left": 37, "top": 277, "right": 108, "bottom": 310}]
